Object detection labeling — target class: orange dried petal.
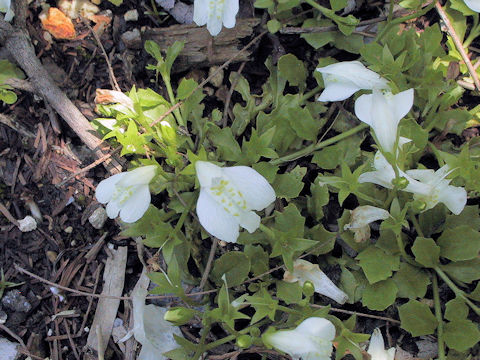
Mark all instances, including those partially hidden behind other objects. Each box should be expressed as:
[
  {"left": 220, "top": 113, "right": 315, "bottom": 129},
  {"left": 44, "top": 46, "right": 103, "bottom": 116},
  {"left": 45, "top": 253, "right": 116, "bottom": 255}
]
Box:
[{"left": 39, "top": 8, "right": 76, "bottom": 40}]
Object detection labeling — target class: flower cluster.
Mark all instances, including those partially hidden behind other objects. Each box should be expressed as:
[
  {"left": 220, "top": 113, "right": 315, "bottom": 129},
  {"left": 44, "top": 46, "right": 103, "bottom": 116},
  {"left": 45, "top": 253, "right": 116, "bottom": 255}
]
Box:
[{"left": 316, "top": 61, "right": 467, "bottom": 215}]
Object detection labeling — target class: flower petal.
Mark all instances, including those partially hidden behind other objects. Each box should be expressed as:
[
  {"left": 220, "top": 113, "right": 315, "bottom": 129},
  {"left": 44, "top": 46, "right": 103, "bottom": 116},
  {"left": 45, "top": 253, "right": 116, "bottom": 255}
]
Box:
[
  {"left": 106, "top": 199, "right": 122, "bottom": 219},
  {"left": 370, "top": 91, "right": 399, "bottom": 152},
  {"left": 464, "top": 0, "right": 480, "bottom": 12},
  {"left": 222, "top": 166, "right": 276, "bottom": 211},
  {"left": 193, "top": 0, "right": 209, "bottom": 25},
  {"left": 222, "top": 0, "right": 238, "bottom": 28},
  {"left": 358, "top": 171, "right": 394, "bottom": 188},
  {"left": 238, "top": 211, "right": 261, "bottom": 233},
  {"left": 345, "top": 205, "right": 390, "bottom": 230},
  {"left": 116, "top": 165, "right": 157, "bottom": 187},
  {"left": 295, "top": 317, "right": 336, "bottom": 341},
  {"left": 439, "top": 185, "right": 467, "bottom": 215},
  {"left": 96, "top": 173, "right": 126, "bottom": 203},
  {"left": 195, "top": 161, "right": 224, "bottom": 188},
  {"left": 405, "top": 169, "right": 436, "bottom": 183},
  {"left": 196, "top": 189, "right": 240, "bottom": 243},
  {"left": 317, "top": 79, "right": 361, "bottom": 102},
  {"left": 119, "top": 185, "right": 151, "bottom": 223},
  {"left": 368, "top": 328, "right": 386, "bottom": 357},
  {"left": 389, "top": 88, "right": 414, "bottom": 121},
  {"left": 317, "top": 61, "right": 388, "bottom": 90},
  {"left": 354, "top": 93, "right": 374, "bottom": 126}
]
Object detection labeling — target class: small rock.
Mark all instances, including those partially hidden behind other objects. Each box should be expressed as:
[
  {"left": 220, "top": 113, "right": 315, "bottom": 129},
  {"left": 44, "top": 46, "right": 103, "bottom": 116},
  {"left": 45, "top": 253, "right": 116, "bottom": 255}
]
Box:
[
  {"left": 208, "top": 66, "right": 224, "bottom": 88},
  {"left": 0, "top": 310, "right": 7, "bottom": 324},
  {"left": 64, "top": 226, "right": 73, "bottom": 234},
  {"left": 17, "top": 216, "right": 37, "bottom": 232},
  {"left": 2, "top": 290, "right": 32, "bottom": 312},
  {"left": 88, "top": 207, "right": 108, "bottom": 229},
  {"left": 0, "top": 337, "right": 20, "bottom": 360},
  {"left": 121, "top": 28, "right": 142, "bottom": 49},
  {"left": 124, "top": 9, "right": 138, "bottom": 22}
]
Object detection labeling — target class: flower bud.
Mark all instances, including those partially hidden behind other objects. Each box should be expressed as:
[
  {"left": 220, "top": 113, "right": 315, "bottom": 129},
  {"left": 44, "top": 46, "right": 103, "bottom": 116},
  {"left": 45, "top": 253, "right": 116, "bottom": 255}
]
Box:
[
  {"left": 163, "top": 307, "right": 195, "bottom": 326},
  {"left": 392, "top": 176, "right": 409, "bottom": 190},
  {"left": 249, "top": 327, "right": 260, "bottom": 338},
  {"left": 236, "top": 335, "right": 253, "bottom": 348},
  {"left": 302, "top": 280, "right": 315, "bottom": 297},
  {"left": 412, "top": 200, "right": 427, "bottom": 212}
]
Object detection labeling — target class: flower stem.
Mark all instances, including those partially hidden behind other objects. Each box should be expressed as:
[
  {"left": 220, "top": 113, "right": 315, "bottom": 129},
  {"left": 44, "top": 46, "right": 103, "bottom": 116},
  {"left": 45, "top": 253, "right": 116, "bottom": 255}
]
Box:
[
  {"left": 270, "top": 123, "right": 368, "bottom": 166},
  {"left": 432, "top": 273, "right": 446, "bottom": 360},
  {"left": 434, "top": 267, "right": 480, "bottom": 317}
]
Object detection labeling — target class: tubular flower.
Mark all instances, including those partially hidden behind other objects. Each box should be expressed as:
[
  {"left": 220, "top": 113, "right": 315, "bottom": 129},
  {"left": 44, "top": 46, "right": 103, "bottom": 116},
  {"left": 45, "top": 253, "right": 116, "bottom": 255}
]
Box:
[
  {"left": 283, "top": 259, "right": 348, "bottom": 304},
  {"left": 262, "top": 317, "right": 335, "bottom": 360},
  {"left": 367, "top": 328, "right": 395, "bottom": 360},
  {"left": 464, "top": 0, "right": 480, "bottom": 12},
  {"left": 193, "top": 0, "right": 239, "bottom": 36},
  {"left": 405, "top": 166, "right": 467, "bottom": 215},
  {"left": 344, "top": 205, "right": 390, "bottom": 242},
  {"left": 316, "top": 61, "right": 389, "bottom": 102},
  {"left": 195, "top": 161, "right": 275, "bottom": 243},
  {"left": 95, "top": 165, "right": 157, "bottom": 223},
  {"left": 0, "top": 0, "right": 13, "bottom": 21},
  {"left": 354, "top": 89, "right": 414, "bottom": 153}
]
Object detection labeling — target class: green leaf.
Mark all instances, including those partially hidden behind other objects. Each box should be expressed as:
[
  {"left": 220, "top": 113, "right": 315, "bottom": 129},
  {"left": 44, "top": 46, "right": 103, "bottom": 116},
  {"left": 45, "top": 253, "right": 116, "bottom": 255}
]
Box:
[
  {"left": 362, "top": 279, "right": 398, "bottom": 311},
  {"left": 270, "top": 231, "right": 317, "bottom": 271},
  {"left": 246, "top": 288, "right": 278, "bottom": 324},
  {"left": 0, "top": 60, "right": 25, "bottom": 84},
  {"left": 330, "top": 0, "right": 348, "bottom": 11},
  {"left": 441, "top": 258, "right": 480, "bottom": 283},
  {"left": 437, "top": 225, "right": 480, "bottom": 261},
  {"left": 209, "top": 284, "right": 250, "bottom": 328},
  {"left": 207, "top": 124, "right": 242, "bottom": 162},
  {"left": 177, "top": 78, "right": 198, "bottom": 100},
  {"left": 267, "top": 19, "right": 282, "bottom": 34},
  {"left": 398, "top": 300, "right": 438, "bottom": 336},
  {"left": 0, "top": 89, "right": 17, "bottom": 104},
  {"left": 107, "top": 0, "right": 122, "bottom": 5},
  {"left": 276, "top": 281, "right": 303, "bottom": 305},
  {"left": 252, "top": 162, "right": 278, "bottom": 183},
  {"left": 275, "top": 204, "right": 304, "bottom": 236},
  {"left": 444, "top": 205, "right": 480, "bottom": 231},
  {"left": 241, "top": 127, "right": 278, "bottom": 164},
  {"left": 306, "top": 224, "right": 336, "bottom": 255},
  {"left": 411, "top": 237, "right": 440, "bottom": 268},
  {"left": 244, "top": 245, "right": 269, "bottom": 276},
  {"left": 278, "top": 54, "right": 307, "bottom": 88},
  {"left": 144, "top": 40, "right": 163, "bottom": 62},
  {"left": 165, "top": 41, "right": 185, "bottom": 78},
  {"left": 393, "top": 262, "right": 430, "bottom": 299},
  {"left": 211, "top": 252, "right": 251, "bottom": 287},
  {"left": 307, "top": 181, "right": 329, "bottom": 221},
  {"left": 287, "top": 106, "right": 320, "bottom": 141},
  {"left": 311, "top": 135, "right": 363, "bottom": 169},
  {"left": 444, "top": 320, "right": 480, "bottom": 352},
  {"left": 356, "top": 247, "right": 400, "bottom": 284},
  {"left": 273, "top": 166, "right": 306, "bottom": 199},
  {"left": 445, "top": 298, "right": 468, "bottom": 322},
  {"left": 418, "top": 206, "right": 447, "bottom": 237}
]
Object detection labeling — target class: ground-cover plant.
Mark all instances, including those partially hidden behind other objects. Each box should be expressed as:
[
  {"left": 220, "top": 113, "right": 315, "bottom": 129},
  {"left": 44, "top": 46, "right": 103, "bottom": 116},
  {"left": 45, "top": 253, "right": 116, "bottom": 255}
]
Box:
[{"left": 93, "top": 1, "right": 480, "bottom": 358}]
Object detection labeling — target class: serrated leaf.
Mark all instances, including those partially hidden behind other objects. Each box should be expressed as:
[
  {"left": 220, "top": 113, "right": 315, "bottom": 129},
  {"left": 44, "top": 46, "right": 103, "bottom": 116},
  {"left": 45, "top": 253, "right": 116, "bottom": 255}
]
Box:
[
  {"left": 211, "top": 252, "right": 251, "bottom": 287},
  {"left": 356, "top": 247, "right": 400, "bottom": 284},
  {"left": 362, "top": 279, "right": 398, "bottom": 311},
  {"left": 445, "top": 298, "right": 468, "bottom": 322},
  {"left": 398, "top": 300, "right": 438, "bottom": 336},
  {"left": 437, "top": 225, "right": 480, "bottom": 261},
  {"left": 393, "top": 262, "right": 430, "bottom": 299},
  {"left": 278, "top": 54, "right": 307, "bottom": 88},
  {"left": 411, "top": 237, "right": 440, "bottom": 268},
  {"left": 444, "top": 320, "right": 480, "bottom": 352},
  {"left": 207, "top": 124, "right": 242, "bottom": 162},
  {"left": 273, "top": 166, "right": 306, "bottom": 199},
  {"left": 246, "top": 288, "right": 278, "bottom": 324}
]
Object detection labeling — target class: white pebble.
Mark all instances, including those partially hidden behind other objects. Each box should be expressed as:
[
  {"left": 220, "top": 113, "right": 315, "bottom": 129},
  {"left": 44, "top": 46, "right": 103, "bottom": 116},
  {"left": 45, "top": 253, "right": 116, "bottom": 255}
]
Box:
[{"left": 17, "top": 216, "right": 37, "bottom": 232}]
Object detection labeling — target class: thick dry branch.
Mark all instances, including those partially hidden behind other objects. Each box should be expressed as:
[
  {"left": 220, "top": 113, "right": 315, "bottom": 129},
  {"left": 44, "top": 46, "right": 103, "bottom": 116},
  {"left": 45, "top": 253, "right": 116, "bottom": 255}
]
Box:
[
  {"left": 0, "top": 19, "right": 123, "bottom": 174},
  {"left": 142, "top": 18, "right": 260, "bottom": 72}
]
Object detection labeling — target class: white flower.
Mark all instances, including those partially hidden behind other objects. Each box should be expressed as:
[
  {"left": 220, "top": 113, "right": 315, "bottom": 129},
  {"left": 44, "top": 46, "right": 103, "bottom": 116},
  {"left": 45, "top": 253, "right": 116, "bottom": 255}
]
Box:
[
  {"left": 359, "top": 153, "right": 467, "bottom": 215},
  {"left": 0, "top": 0, "right": 14, "bottom": 21},
  {"left": 262, "top": 317, "right": 335, "bottom": 360},
  {"left": 195, "top": 161, "right": 275, "bottom": 243},
  {"left": 464, "top": 0, "right": 480, "bottom": 12},
  {"left": 283, "top": 259, "right": 348, "bottom": 304},
  {"left": 193, "top": 0, "right": 239, "bottom": 36},
  {"left": 405, "top": 165, "right": 467, "bottom": 215},
  {"left": 95, "top": 165, "right": 157, "bottom": 223},
  {"left": 354, "top": 89, "right": 414, "bottom": 153},
  {"left": 344, "top": 205, "right": 390, "bottom": 242},
  {"left": 316, "top": 61, "right": 389, "bottom": 102},
  {"left": 367, "top": 328, "right": 395, "bottom": 360}
]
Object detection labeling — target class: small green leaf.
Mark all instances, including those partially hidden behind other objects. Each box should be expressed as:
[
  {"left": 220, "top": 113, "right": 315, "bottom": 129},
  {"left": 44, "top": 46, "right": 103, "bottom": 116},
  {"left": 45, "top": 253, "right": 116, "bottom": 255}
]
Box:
[
  {"left": 278, "top": 54, "right": 307, "bottom": 88},
  {"left": 244, "top": 245, "right": 269, "bottom": 276},
  {"left": 211, "top": 252, "right": 251, "bottom": 287},
  {"left": 307, "top": 181, "right": 329, "bottom": 221},
  {"left": 444, "top": 320, "right": 480, "bottom": 352},
  {"left": 246, "top": 288, "right": 278, "bottom": 324},
  {"left": 441, "top": 258, "right": 480, "bottom": 283},
  {"left": 267, "top": 19, "right": 282, "bottom": 34},
  {"left": 437, "top": 225, "right": 480, "bottom": 261},
  {"left": 362, "top": 279, "right": 398, "bottom": 311},
  {"left": 411, "top": 237, "right": 440, "bottom": 268},
  {"left": 356, "top": 247, "right": 400, "bottom": 284},
  {"left": 444, "top": 298, "right": 468, "bottom": 322},
  {"left": 273, "top": 166, "right": 306, "bottom": 199},
  {"left": 398, "top": 300, "right": 438, "bottom": 336},
  {"left": 393, "top": 262, "right": 430, "bottom": 299},
  {"left": 0, "top": 89, "right": 17, "bottom": 104},
  {"left": 276, "top": 281, "right": 303, "bottom": 305}
]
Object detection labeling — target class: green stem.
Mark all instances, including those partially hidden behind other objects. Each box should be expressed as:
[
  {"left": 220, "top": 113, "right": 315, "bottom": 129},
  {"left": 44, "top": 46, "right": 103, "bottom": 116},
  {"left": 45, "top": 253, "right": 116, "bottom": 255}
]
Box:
[
  {"left": 191, "top": 324, "right": 211, "bottom": 360},
  {"left": 300, "top": 86, "right": 323, "bottom": 103},
  {"left": 375, "top": 2, "right": 436, "bottom": 43},
  {"left": 435, "top": 267, "right": 480, "bottom": 317},
  {"left": 387, "top": 0, "right": 395, "bottom": 22},
  {"left": 355, "top": 191, "right": 384, "bottom": 207},
  {"left": 409, "top": 213, "right": 425, "bottom": 238},
  {"left": 277, "top": 304, "right": 303, "bottom": 315},
  {"left": 203, "top": 335, "right": 237, "bottom": 351},
  {"left": 395, "top": 232, "right": 419, "bottom": 266},
  {"left": 270, "top": 123, "right": 368, "bottom": 166},
  {"left": 259, "top": 223, "right": 275, "bottom": 239},
  {"left": 164, "top": 76, "right": 185, "bottom": 127},
  {"left": 432, "top": 273, "right": 446, "bottom": 360}
]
